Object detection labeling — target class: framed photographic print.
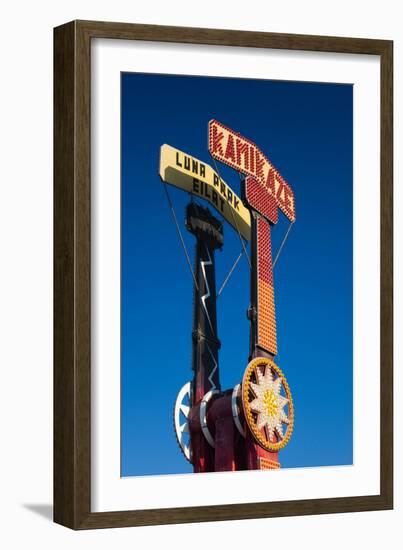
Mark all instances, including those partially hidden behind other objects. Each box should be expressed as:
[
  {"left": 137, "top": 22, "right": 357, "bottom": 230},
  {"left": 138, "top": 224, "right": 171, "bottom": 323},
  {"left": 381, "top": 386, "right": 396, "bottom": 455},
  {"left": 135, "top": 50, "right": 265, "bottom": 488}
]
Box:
[{"left": 54, "top": 20, "right": 393, "bottom": 529}]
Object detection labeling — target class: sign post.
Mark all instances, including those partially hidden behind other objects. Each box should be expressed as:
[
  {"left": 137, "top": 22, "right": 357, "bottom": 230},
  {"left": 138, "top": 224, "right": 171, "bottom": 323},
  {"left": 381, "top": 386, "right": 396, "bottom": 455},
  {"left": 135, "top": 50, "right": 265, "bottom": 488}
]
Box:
[
  {"left": 208, "top": 120, "right": 295, "bottom": 470},
  {"left": 186, "top": 202, "right": 223, "bottom": 472}
]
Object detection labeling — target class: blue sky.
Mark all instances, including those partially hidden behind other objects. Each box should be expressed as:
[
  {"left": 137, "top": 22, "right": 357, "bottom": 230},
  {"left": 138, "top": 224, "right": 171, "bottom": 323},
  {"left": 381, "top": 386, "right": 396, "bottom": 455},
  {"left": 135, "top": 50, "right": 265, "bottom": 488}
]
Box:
[{"left": 121, "top": 72, "right": 353, "bottom": 476}]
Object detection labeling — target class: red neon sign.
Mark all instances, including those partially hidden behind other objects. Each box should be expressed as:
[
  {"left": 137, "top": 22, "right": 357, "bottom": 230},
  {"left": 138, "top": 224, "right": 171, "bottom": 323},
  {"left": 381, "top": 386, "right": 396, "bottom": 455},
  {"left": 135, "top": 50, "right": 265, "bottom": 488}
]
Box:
[{"left": 208, "top": 119, "right": 296, "bottom": 222}]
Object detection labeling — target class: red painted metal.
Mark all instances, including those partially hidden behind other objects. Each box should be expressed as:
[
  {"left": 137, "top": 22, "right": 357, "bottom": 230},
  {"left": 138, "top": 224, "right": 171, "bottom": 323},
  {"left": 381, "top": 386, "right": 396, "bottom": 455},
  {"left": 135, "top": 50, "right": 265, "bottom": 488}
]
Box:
[
  {"left": 208, "top": 394, "right": 242, "bottom": 472},
  {"left": 188, "top": 403, "right": 215, "bottom": 473},
  {"left": 245, "top": 431, "right": 279, "bottom": 470}
]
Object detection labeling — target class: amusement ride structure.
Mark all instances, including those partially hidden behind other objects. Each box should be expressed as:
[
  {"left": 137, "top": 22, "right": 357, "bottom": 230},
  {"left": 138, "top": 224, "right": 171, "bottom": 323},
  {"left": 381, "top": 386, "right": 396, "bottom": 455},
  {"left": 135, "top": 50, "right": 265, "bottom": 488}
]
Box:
[{"left": 160, "top": 120, "right": 296, "bottom": 472}]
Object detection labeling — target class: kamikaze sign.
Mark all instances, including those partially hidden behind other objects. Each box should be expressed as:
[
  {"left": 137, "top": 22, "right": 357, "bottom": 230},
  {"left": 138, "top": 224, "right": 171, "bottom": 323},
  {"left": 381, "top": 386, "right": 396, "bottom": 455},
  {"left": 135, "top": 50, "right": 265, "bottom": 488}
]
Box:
[{"left": 208, "top": 119, "right": 296, "bottom": 222}]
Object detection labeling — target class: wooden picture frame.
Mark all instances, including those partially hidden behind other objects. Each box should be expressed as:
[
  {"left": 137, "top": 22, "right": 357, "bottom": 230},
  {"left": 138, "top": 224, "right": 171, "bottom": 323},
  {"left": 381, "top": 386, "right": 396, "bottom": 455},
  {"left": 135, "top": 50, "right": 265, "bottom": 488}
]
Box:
[{"left": 54, "top": 20, "right": 393, "bottom": 529}]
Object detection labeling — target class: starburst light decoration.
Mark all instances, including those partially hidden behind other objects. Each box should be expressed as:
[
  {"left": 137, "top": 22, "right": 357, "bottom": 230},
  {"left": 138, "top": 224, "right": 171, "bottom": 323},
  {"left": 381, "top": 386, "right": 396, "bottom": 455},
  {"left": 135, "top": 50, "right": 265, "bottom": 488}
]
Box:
[{"left": 242, "top": 357, "right": 294, "bottom": 451}]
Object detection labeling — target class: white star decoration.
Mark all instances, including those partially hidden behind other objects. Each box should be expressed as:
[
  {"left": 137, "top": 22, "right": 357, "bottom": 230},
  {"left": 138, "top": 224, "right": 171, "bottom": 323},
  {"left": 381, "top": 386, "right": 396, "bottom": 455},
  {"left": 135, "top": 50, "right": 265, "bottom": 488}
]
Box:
[{"left": 249, "top": 367, "right": 289, "bottom": 442}]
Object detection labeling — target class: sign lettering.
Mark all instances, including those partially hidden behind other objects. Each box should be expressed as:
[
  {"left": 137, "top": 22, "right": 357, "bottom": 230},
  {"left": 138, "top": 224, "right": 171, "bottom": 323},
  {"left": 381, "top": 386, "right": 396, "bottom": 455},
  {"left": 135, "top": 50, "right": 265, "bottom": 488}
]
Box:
[
  {"left": 208, "top": 120, "right": 296, "bottom": 222},
  {"left": 159, "top": 144, "right": 251, "bottom": 241}
]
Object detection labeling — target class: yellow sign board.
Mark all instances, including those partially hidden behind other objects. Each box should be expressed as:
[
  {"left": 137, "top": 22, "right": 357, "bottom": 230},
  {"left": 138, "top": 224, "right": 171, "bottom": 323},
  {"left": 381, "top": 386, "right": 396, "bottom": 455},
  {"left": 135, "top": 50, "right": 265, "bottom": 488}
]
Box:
[{"left": 159, "top": 144, "right": 251, "bottom": 241}]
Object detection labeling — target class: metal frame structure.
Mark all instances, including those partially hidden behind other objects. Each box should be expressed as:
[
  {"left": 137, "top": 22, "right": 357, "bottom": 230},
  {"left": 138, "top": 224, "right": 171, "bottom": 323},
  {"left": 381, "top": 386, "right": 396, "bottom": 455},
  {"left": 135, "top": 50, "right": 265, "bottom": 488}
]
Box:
[{"left": 172, "top": 123, "right": 296, "bottom": 472}]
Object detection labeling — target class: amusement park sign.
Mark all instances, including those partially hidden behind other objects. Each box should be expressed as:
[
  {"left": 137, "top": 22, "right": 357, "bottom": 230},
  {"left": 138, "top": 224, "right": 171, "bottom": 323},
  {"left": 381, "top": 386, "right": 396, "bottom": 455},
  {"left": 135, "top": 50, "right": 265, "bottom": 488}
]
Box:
[
  {"left": 208, "top": 119, "right": 296, "bottom": 222},
  {"left": 159, "top": 144, "right": 251, "bottom": 240}
]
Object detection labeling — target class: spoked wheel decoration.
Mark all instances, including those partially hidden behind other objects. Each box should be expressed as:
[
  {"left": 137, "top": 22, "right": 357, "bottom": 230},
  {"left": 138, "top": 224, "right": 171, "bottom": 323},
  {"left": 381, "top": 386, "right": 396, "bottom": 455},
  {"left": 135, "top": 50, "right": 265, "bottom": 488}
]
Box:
[
  {"left": 200, "top": 389, "right": 219, "bottom": 447},
  {"left": 173, "top": 381, "right": 193, "bottom": 462},
  {"left": 231, "top": 384, "right": 246, "bottom": 438},
  {"left": 242, "top": 357, "right": 294, "bottom": 452}
]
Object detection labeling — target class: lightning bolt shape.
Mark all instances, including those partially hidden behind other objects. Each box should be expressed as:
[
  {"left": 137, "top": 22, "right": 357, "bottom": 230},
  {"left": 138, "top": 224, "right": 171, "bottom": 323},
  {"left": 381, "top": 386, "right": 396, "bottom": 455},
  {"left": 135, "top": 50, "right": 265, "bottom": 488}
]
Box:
[
  {"left": 206, "top": 343, "right": 218, "bottom": 391},
  {"left": 200, "top": 244, "right": 214, "bottom": 334}
]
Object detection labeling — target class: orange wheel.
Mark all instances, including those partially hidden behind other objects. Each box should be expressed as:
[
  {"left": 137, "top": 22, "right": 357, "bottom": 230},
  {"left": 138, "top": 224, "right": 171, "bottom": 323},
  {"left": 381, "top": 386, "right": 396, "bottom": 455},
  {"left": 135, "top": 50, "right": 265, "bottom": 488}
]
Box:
[{"left": 242, "top": 357, "right": 294, "bottom": 452}]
